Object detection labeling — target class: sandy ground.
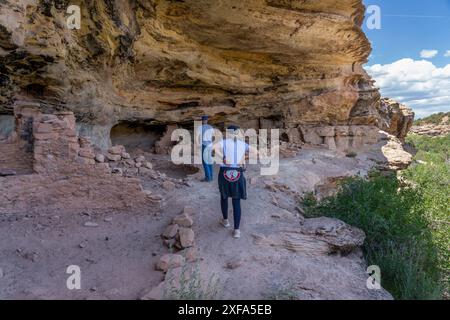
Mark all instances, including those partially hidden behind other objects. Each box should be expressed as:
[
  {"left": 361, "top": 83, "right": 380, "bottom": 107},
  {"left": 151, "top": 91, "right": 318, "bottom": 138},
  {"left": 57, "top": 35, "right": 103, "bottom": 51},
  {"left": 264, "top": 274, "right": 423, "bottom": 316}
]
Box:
[{"left": 0, "top": 147, "right": 392, "bottom": 299}]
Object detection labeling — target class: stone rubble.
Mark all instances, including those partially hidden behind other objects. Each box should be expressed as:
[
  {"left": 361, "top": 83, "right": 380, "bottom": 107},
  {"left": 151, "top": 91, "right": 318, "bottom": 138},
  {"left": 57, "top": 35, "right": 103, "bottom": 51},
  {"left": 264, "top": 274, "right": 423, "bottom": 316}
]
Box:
[{"left": 146, "top": 206, "right": 200, "bottom": 298}]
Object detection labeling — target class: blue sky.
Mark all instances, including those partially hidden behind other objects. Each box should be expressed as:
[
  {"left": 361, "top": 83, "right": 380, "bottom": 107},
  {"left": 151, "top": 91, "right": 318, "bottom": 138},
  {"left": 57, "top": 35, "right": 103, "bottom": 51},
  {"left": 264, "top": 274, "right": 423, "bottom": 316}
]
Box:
[{"left": 363, "top": 0, "right": 450, "bottom": 118}]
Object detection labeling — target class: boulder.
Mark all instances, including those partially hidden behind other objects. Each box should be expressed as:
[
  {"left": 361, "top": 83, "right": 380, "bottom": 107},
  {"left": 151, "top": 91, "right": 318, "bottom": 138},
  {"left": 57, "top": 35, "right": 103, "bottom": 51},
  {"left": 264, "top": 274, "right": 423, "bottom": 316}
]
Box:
[
  {"left": 162, "top": 224, "right": 179, "bottom": 239},
  {"left": 144, "top": 161, "right": 153, "bottom": 169},
  {"left": 172, "top": 214, "right": 193, "bottom": 227},
  {"left": 378, "top": 98, "right": 415, "bottom": 141},
  {"left": 156, "top": 254, "right": 185, "bottom": 272},
  {"left": 162, "top": 181, "right": 176, "bottom": 192},
  {"left": 121, "top": 152, "right": 131, "bottom": 159},
  {"left": 178, "top": 227, "right": 195, "bottom": 248},
  {"left": 300, "top": 217, "right": 365, "bottom": 253},
  {"left": 95, "top": 154, "right": 105, "bottom": 163},
  {"left": 78, "top": 148, "right": 95, "bottom": 159},
  {"left": 181, "top": 247, "right": 199, "bottom": 262},
  {"left": 106, "top": 153, "right": 122, "bottom": 162},
  {"left": 78, "top": 157, "right": 95, "bottom": 165},
  {"left": 109, "top": 145, "right": 126, "bottom": 155},
  {"left": 182, "top": 206, "right": 195, "bottom": 216}
]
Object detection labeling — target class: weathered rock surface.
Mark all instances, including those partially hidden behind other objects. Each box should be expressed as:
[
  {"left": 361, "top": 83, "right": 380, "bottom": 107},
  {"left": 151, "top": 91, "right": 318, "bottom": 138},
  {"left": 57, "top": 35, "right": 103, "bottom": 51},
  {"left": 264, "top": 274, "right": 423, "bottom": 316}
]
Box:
[
  {"left": 162, "top": 224, "right": 179, "bottom": 239},
  {"left": 156, "top": 254, "right": 185, "bottom": 272},
  {"left": 181, "top": 247, "right": 199, "bottom": 263},
  {"left": 172, "top": 213, "right": 193, "bottom": 228},
  {"left": 378, "top": 98, "right": 415, "bottom": 141},
  {"left": 177, "top": 227, "right": 195, "bottom": 248},
  {"left": 366, "top": 132, "right": 413, "bottom": 171},
  {"left": 300, "top": 217, "right": 365, "bottom": 253},
  {"left": 1, "top": 0, "right": 389, "bottom": 149},
  {"left": 410, "top": 115, "right": 450, "bottom": 137},
  {"left": 411, "top": 124, "right": 450, "bottom": 137}
]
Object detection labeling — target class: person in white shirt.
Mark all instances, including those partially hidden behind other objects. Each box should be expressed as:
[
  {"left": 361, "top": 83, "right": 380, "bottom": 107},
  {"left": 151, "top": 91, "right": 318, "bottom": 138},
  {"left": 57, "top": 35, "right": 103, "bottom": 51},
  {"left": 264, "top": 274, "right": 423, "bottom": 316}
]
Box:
[{"left": 213, "top": 125, "right": 257, "bottom": 238}]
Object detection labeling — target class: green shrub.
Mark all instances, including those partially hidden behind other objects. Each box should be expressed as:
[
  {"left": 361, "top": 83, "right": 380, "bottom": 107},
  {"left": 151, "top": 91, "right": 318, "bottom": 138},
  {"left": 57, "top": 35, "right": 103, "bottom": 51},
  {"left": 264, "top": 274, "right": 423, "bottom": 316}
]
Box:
[
  {"left": 163, "top": 264, "right": 220, "bottom": 300},
  {"left": 303, "top": 173, "right": 442, "bottom": 299},
  {"left": 414, "top": 112, "right": 450, "bottom": 126},
  {"left": 303, "top": 134, "right": 450, "bottom": 299},
  {"left": 404, "top": 134, "right": 450, "bottom": 298}
]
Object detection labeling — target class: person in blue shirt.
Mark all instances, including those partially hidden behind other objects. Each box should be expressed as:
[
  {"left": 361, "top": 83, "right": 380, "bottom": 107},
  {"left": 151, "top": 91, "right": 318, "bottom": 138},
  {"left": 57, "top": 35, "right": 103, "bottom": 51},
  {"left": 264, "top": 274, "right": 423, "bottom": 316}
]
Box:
[{"left": 199, "top": 116, "right": 214, "bottom": 182}]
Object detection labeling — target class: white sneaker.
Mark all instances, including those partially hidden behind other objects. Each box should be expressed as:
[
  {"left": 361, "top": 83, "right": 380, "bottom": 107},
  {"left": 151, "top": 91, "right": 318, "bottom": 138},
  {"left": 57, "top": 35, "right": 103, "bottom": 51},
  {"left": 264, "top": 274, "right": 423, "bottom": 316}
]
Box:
[
  {"left": 233, "top": 229, "right": 241, "bottom": 238},
  {"left": 221, "top": 219, "right": 230, "bottom": 228}
]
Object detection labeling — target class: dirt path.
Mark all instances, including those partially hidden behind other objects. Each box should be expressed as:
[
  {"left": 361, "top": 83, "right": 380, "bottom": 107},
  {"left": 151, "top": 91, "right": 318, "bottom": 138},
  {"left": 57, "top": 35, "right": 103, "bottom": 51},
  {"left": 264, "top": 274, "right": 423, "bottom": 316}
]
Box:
[
  {"left": 0, "top": 147, "right": 392, "bottom": 299},
  {"left": 161, "top": 147, "right": 391, "bottom": 299}
]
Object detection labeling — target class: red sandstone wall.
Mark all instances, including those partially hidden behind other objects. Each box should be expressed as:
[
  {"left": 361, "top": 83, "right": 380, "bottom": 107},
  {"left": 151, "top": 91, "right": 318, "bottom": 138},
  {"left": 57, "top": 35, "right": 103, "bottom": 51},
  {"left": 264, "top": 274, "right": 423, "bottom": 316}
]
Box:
[{"left": 0, "top": 107, "right": 155, "bottom": 214}]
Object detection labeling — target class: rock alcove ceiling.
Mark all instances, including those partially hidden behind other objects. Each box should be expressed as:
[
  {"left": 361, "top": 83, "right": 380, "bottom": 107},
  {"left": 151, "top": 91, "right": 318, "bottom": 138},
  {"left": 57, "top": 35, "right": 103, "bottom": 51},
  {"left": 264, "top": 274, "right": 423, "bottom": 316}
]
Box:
[{"left": 1, "top": 0, "right": 403, "bottom": 148}]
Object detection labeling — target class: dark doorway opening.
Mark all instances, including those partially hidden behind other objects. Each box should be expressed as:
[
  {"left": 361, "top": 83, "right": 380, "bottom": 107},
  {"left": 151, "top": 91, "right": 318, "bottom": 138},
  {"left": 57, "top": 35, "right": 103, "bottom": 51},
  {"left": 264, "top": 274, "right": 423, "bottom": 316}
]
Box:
[{"left": 110, "top": 121, "right": 166, "bottom": 151}]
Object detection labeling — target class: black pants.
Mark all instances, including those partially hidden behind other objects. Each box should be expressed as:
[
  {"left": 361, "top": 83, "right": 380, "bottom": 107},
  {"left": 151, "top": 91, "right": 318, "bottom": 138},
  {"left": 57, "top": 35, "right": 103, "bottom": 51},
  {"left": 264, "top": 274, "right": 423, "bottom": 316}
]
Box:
[{"left": 220, "top": 197, "right": 241, "bottom": 230}]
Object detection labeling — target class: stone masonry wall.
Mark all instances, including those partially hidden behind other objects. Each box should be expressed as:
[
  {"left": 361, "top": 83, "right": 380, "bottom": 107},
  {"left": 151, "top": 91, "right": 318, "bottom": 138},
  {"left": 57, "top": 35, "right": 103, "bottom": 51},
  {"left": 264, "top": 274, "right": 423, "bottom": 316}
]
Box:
[
  {"left": 295, "top": 125, "right": 379, "bottom": 153},
  {"left": 0, "top": 107, "right": 159, "bottom": 214}
]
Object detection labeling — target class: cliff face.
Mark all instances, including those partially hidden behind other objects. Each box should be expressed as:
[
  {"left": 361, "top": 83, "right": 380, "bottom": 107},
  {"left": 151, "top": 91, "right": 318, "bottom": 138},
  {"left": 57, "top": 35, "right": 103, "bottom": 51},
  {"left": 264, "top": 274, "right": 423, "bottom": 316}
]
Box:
[
  {"left": 0, "top": 0, "right": 384, "bottom": 148},
  {"left": 378, "top": 98, "right": 415, "bottom": 142}
]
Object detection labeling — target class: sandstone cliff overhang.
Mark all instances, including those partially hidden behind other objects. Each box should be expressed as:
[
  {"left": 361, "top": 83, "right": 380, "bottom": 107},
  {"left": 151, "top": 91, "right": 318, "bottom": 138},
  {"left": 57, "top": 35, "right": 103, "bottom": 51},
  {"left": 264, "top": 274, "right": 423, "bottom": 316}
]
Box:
[{"left": 0, "top": 1, "right": 380, "bottom": 139}]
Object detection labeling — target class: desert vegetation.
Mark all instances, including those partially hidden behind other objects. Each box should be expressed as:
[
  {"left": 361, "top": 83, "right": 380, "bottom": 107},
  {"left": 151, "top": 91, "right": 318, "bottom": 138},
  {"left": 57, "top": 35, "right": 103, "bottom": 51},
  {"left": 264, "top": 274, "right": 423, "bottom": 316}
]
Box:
[
  {"left": 414, "top": 112, "right": 450, "bottom": 126},
  {"left": 303, "top": 133, "right": 449, "bottom": 300}
]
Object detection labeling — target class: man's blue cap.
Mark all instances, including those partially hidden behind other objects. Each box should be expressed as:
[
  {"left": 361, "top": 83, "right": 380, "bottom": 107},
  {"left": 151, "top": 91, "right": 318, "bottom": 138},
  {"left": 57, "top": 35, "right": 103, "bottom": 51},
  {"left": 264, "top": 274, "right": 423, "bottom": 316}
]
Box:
[
  {"left": 201, "top": 115, "right": 209, "bottom": 121},
  {"left": 227, "top": 125, "right": 240, "bottom": 131}
]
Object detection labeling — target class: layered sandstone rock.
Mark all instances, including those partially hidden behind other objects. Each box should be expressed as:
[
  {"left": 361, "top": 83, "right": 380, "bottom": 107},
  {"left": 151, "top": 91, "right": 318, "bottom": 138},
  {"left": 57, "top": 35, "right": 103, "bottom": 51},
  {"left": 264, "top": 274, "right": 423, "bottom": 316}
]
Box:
[
  {"left": 410, "top": 124, "right": 450, "bottom": 137},
  {"left": 1, "top": 0, "right": 385, "bottom": 149},
  {"left": 378, "top": 98, "right": 415, "bottom": 141},
  {"left": 411, "top": 115, "right": 450, "bottom": 137}
]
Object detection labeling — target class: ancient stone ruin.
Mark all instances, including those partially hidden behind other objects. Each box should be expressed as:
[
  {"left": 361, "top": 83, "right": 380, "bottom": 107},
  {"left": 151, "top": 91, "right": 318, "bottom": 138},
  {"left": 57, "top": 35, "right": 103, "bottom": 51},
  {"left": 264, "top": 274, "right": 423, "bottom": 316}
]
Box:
[{"left": 0, "top": 103, "right": 166, "bottom": 214}]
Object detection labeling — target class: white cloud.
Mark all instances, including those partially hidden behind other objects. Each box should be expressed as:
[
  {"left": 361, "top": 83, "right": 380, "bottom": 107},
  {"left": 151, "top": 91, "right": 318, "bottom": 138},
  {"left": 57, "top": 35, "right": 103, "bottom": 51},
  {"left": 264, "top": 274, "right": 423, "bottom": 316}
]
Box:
[
  {"left": 420, "top": 49, "right": 438, "bottom": 59},
  {"left": 445, "top": 50, "right": 450, "bottom": 57},
  {"left": 366, "top": 58, "right": 450, "bottom": 118}
]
